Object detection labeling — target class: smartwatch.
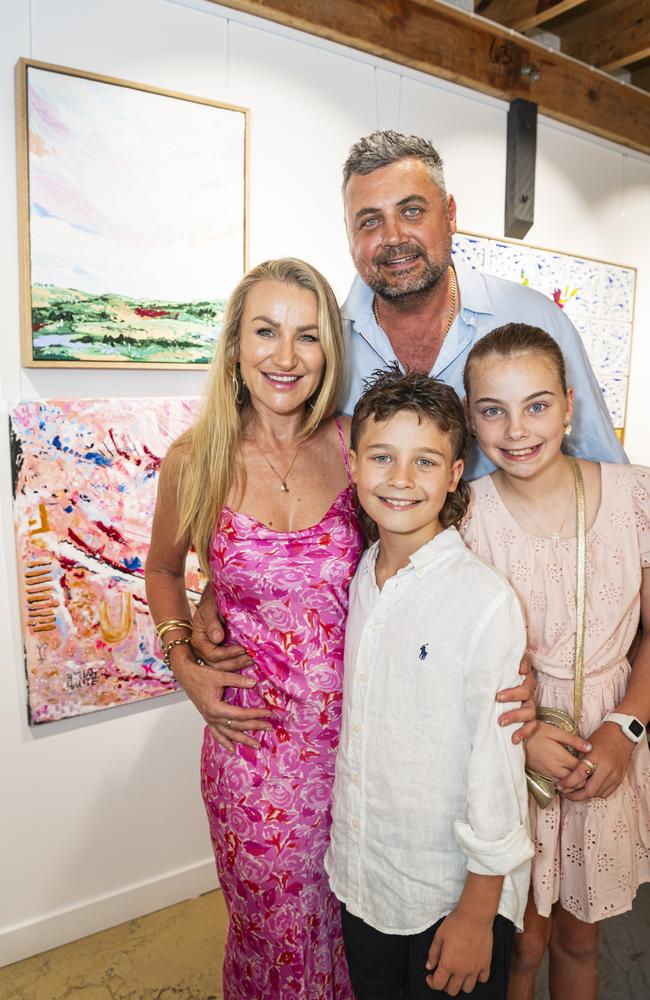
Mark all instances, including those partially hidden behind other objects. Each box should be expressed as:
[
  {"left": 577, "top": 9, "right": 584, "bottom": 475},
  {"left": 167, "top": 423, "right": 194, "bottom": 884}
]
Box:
[{"left": 602, "top": 712, "right": 646, "bottom": 744}]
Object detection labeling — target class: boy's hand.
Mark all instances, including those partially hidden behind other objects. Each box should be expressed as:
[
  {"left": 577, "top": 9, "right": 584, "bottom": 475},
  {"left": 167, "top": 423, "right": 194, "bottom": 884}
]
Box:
[
  {"left": 425, "top": 909, "right": 492, "bottom": 995},
  {"left": 496, "top": 652, "right": 537, "bottom": 744}
]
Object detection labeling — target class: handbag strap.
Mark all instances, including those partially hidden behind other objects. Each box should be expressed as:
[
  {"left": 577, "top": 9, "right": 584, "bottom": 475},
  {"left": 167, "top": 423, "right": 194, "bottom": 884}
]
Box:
[{"left": 570, "top": 458, "right": 587, "bottom": 724}]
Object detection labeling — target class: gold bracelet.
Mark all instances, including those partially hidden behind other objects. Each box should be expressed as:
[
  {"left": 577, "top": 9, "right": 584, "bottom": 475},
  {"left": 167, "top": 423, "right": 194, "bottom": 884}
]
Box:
[
  {"left": 162, "top": 635, "right": 192, "bottom": 666},
  {"left": 156, "top": 618, "right": 192, "bottom": 640},
  {"left": 158, "top": 623, "right": 192, "bottom": 641}
]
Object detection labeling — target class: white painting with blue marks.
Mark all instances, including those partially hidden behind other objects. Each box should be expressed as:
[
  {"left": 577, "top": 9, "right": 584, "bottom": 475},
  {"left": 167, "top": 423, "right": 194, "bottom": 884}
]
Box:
[
  {"left": 452, "top": 232, "right": 635, "bottom": 434},
  {"left": 10, "top": 396, "right": 201, "bottom": 723}
]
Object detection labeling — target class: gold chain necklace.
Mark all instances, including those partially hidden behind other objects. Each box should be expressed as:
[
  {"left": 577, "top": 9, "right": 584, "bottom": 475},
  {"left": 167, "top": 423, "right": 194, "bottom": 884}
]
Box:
[
  {"left": 502, "top": 475, "right": 575, "bottom": 541},
  {"left": 373, "top": 265, "right": 457, "bottom": 340},
  {"left": 252, "top": 438, "right": 301, "bottom": 493}
]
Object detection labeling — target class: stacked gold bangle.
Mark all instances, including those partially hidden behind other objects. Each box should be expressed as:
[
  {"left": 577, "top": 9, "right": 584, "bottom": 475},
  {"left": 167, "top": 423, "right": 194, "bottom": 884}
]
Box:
[{"left": 156, "top": 617, "right": 193, "bottom": 666}]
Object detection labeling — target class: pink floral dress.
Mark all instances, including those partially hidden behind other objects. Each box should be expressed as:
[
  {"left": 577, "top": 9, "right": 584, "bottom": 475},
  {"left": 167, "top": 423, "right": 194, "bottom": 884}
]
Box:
[
  {"left": 461, "top": 463, "right": 650, "bottom": 923},
  {"left": 201, "top": 420, "right": 363, "bottom": 999}
]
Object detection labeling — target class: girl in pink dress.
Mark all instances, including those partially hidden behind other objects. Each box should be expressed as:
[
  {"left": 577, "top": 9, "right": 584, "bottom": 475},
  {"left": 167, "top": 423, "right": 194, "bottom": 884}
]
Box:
[
  {"left": 461, "top": 323, "right": 650, "bottom": 1000},
  {"left": 146, "top": 259, "right": 362, "bottom": 1000}
]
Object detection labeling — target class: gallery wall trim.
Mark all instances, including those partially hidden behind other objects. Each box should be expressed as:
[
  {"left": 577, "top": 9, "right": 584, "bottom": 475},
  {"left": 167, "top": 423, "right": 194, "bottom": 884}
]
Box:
[
  {"left": 16, "top": 58, "right": 249, "bottom": 369},
  {"left": 0, "top": 858, "right": 217, "bottom": 967}
]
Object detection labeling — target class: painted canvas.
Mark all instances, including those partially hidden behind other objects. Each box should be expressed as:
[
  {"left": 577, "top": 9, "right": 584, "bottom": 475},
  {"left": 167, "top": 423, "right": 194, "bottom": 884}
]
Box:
[
  {"left": 452, "top": 232, "right": 635, "bottom": 438},
  {"left": 16, "top": 59, "right": 247, "bottom": 368},
  {"left": 10, "top": 397, "right": 202, "bottom": 724}
]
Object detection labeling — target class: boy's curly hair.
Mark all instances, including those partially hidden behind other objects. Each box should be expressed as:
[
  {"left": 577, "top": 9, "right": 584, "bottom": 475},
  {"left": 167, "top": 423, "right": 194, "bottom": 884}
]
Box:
[{"left": 351, "top": 365, "right": 472, "bottom": 542}]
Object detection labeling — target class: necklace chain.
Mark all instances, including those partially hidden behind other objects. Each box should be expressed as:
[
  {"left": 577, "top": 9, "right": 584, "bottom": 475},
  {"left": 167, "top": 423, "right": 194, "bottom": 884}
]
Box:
[
  {"left": 502, "top": 475, "right": 575, "bottom": 541},
  {"left": 252, "top": 438, "right": 301, "bottom": 493},
  {"left": 372, "top": 265, "right": 457, "bottom": 343}
]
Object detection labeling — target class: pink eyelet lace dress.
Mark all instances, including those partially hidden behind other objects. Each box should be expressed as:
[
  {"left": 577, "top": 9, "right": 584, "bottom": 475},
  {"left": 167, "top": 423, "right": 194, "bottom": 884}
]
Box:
[
  {"left": 461, "top": 463, "right": 650, "bottom": 924},
  {"left": 200, "top": 420, "right": 363, "bottom": 999}
]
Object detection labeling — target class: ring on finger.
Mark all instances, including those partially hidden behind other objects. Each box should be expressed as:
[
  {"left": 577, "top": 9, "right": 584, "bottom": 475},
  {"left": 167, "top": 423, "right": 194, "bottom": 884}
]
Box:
[
  {"left": 583, "top": 758, "right": 597, "bottom": 778},
  {"left": 225, "top": 719, "right": 232, "bottom": 728}
]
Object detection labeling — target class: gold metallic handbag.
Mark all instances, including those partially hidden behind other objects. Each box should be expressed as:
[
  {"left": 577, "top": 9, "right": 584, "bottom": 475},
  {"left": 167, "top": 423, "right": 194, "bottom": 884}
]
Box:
[{"left": 525, "top": 458, "right": 587, "bottom": 809}]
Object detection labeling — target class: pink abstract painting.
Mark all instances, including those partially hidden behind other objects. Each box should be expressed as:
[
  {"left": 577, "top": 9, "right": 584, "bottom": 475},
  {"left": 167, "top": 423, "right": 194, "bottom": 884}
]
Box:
[{"left": 10, "top": 397, "right": 201, "bottom": 723}]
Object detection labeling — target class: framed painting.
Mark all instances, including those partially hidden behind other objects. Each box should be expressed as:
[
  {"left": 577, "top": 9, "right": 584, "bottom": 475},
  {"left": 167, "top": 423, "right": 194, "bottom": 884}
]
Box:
[
  {"left": 16, "top": 59, "right": 248, "bottom": 368},
  {"left": 10, "top": 396, "right": 203, "bottom": 724},
  {"left": 452, "top": 232, "right": 636, "bottom": 441}
]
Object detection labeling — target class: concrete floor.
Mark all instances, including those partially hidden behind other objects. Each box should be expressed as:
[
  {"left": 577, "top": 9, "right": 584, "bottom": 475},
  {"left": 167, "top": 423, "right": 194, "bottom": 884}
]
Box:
[{"left": 1, "top": 884, "right": 649, "bottom": 1000}]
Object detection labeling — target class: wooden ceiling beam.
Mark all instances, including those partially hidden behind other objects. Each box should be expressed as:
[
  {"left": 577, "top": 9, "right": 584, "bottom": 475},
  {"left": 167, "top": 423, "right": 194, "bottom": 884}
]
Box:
[
  {"left": 559, "top": 0, "right": 650, "bottom": 72},
  {"left": 473, "top": 0, "right": 589, "bottom": 33},
  {"left": 210, "top": 0, "right": 650, "bottom": 155}
]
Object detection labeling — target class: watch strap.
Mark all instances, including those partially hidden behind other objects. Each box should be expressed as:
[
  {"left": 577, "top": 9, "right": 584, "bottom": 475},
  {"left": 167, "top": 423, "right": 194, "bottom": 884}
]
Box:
[{"left": 602, "top": 712, "right": 645, "bottom": 743}]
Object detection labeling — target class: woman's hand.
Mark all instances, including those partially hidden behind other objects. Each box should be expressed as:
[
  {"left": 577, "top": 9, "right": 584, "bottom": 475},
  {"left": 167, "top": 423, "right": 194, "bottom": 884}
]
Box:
[
  {"left": 524, "top": 722, "right": 592, "bottom": 782},
  {"left": 558, "top": 721, "right": 635, "bottom": 800},
  {"left": 496, "top": 652, "right": 538, "bottom": 744},
  {"left": 169, "top": 643, "right": 272, "bottom": 751}
]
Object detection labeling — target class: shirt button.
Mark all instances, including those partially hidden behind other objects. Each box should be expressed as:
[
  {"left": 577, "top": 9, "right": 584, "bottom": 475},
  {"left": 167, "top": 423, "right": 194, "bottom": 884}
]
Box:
[
  {"left": 351, "top": 819, "right": 359, "bottom": 830},
  {"left": 353, "top": 773, "right": 359, "bottom": 783},
  {"left": 359, "top": 674, "right": 367, "bottom": 683},
  {"left": 353, "top": 724, "right": 361, "bottom": 734}
]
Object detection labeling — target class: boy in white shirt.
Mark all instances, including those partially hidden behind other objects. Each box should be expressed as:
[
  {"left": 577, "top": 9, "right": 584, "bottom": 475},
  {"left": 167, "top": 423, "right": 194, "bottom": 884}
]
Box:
[{"left": 325, "top": 368, "right": 533, "bottom": 999}]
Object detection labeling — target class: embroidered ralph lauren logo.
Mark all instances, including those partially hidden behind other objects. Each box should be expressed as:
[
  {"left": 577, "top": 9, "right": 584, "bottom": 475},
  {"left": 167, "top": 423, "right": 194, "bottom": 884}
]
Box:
[{"left": 419, "top": 643, "right": 429, "bottom": 660}]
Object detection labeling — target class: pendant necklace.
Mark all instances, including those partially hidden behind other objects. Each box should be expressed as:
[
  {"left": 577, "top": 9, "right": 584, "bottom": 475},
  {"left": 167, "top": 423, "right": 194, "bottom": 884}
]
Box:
[
  {"left": 503, "top": 477, "right": 575, "bottom": 542},
  {"left": 253, "top": 438, "right": 301, "bottom": 493},
  {"left": 373, "top": 265, "right": 457, "bottom": 340}
]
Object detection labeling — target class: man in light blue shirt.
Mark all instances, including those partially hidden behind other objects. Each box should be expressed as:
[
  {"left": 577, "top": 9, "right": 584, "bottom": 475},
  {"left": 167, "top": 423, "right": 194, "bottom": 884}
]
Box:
[
  {"left": 187, "top": 129, "right": 625, "bottom": 736},
  {"left": 340, "top": 131, "right": 626, "bottom": 479}
]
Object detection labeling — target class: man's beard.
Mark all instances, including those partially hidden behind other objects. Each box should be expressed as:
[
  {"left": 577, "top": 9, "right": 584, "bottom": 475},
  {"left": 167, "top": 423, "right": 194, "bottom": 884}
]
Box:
[{"left": 367, "top": 242, "right": 451, "bottom": 304}]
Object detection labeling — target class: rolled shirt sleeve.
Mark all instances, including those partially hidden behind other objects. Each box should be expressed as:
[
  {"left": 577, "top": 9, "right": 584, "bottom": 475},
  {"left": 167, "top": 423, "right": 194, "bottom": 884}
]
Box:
[{"left": 454, "top": 588, "right": 534, "bottom": 877}]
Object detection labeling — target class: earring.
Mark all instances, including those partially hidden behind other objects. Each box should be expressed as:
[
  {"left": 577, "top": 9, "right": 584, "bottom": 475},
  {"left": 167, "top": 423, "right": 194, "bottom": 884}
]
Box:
[
  {"left": 231, "top": 367, "right": 245, "bottom": 406},
  {"left": 564, "top": 422, "right": 572, "bottom": 437}
]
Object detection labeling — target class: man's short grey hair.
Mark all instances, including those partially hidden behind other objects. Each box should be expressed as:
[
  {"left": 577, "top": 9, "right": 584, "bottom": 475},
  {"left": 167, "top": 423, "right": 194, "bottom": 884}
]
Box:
[{"left": 342, "top": 130, "right": 447, "bottom": 197}]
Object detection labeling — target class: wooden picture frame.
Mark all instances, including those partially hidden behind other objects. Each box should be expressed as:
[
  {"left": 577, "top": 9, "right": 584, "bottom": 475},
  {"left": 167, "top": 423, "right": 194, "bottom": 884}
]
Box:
[{"left": 16, "top": 58, "right": 248, "bottom": 369}]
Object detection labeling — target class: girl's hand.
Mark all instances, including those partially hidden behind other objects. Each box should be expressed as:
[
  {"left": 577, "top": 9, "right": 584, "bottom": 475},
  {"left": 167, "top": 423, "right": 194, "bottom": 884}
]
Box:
[
  {"left": 558, "top": 722, "right": 635, "bottom": 800},
  {"left": 524, "top": 722, "right": 592, "bottom": 782},
  {"left": 497, "top": 652, "right": 537, "bottom": 744}
]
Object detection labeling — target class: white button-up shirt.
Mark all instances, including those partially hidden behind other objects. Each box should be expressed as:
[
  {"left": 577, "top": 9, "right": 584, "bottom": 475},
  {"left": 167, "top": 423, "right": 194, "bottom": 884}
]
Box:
[{"left": 325, "top": 528, "right": 534, "bottom": 935}]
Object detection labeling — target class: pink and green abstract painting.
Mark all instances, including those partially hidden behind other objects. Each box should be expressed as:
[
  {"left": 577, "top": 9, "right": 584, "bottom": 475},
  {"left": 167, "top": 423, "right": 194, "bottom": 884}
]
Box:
[
  {"left": 23, "top": 62, "right": 246, "bottom": 365},
  {"left": 10, "top": 397, "right": 202, "bottom": 723}
]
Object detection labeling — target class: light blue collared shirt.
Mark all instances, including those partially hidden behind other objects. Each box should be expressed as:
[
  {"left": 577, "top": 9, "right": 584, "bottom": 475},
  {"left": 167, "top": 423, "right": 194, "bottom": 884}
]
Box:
[{"left": 340, "top": 258, "right": 627, "bottom": 480}]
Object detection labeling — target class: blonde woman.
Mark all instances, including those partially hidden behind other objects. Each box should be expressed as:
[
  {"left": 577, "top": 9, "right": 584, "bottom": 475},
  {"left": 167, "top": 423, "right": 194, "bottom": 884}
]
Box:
[{"left": 145, "top": 259, "right": 363, "bottom": 1000}]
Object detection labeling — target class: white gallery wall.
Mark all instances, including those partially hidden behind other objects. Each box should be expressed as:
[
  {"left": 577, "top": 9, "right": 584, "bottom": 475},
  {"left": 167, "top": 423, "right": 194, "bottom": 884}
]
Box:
[{"left": 1, "top": 0, "right": 649, "bottom": 967}]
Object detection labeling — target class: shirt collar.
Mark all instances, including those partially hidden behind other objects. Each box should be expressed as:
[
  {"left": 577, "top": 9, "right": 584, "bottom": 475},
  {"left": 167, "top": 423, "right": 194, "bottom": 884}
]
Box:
[
  {"left": 453, "top": 256, "right": 495, "bottom": 319},
  {"left": 341, "top": 256, "right": 495, "bottom": 329},
  {"left": 364, "top": 527, "right": 465, "bottom": 584}
]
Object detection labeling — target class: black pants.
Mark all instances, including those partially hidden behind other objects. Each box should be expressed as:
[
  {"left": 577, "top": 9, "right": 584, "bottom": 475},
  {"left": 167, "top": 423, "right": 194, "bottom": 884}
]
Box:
[{"left": 341, "top": 904, "right": 514, "bottom": 1000}]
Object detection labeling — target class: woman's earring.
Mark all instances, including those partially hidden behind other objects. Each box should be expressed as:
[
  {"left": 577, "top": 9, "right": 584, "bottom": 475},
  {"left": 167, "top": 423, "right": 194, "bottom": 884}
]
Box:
[
  {"left": 564, "top": 422, "right": 572, "bottom": 437},
  {"left": 232, "top": 367, "right": 245, "bottom": 406}
]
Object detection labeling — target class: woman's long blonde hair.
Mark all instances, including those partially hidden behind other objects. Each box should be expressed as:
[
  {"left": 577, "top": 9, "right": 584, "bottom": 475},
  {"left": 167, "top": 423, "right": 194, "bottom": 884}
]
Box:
[{"left": 175, "top": 258, "right": 347, "bottom": 574}]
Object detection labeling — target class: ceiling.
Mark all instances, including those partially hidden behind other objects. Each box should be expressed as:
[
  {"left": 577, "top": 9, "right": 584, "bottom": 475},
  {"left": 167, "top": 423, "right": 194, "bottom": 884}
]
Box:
[{"left": 474, "top": 0, "right": 650, "bottom": 94}]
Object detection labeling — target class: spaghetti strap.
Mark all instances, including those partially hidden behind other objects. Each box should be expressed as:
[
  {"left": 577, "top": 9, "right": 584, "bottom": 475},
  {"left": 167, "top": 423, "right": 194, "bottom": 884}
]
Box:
[{"left": 334, "top": 416, "right": 353, "bottom": 484}]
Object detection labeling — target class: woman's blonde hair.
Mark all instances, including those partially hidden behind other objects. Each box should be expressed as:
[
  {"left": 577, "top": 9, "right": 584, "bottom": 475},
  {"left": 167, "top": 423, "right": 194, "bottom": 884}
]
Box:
[{"left": 175, "top": 257, "right": 346, "bottom": 574}]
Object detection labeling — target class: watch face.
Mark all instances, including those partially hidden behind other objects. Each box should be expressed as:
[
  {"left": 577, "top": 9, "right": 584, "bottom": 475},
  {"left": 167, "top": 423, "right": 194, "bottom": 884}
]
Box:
[{"left": 629, "top": 719, "right": 645, "bottom": 738}]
